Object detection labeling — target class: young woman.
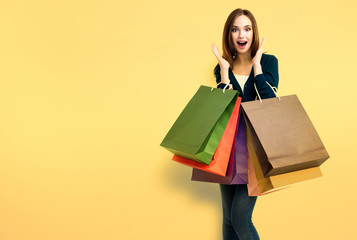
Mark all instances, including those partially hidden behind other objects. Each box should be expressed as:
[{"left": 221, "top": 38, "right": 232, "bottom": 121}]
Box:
[{"left": 211, "top": 8, "right": 279, "bottom": 240}]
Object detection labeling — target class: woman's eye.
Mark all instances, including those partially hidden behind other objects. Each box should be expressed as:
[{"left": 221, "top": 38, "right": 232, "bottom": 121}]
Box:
[{"left": 232, "top": 28, "right": 251, "bottom": 32}]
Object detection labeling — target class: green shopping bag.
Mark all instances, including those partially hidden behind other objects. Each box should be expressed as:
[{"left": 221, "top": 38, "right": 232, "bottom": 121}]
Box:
[{"left": 160, "top": 85, "right": 238, "bottom": 164}]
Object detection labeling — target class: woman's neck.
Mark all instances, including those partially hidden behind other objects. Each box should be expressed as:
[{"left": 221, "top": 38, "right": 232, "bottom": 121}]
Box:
[{"left": 234, "top": 52, "right": 252, "bottom": 65}]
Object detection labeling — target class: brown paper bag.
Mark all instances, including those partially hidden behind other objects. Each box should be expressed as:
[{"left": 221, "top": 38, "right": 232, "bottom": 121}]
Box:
[
  {"left": 246, "top": 127, "right": 323, "bottom": 196},
  {"left": 242, "top": 93, "right": 329, "bottom": 177}
]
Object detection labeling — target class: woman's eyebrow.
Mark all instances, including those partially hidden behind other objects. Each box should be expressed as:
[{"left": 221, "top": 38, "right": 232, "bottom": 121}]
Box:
[{"left": 232, "top": 25, "right": 252, "bottom": 28}]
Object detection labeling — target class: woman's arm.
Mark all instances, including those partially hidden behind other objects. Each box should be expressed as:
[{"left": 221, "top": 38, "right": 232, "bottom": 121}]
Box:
[
  {"left": 214, "top": 64, "right": 232, "bottom": 90},
  {"left": 253, "top": 56, "right": 279, "bottom": 99},
  {"left": 252, "top": 37, "right": 279, "bottom": 99},
  {"left": 211, "top": 44, "right": 232, "bottom": 90}
]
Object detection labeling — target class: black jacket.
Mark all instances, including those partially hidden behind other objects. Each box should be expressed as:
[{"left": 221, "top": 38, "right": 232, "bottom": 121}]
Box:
[{"left": 214, "top": 53, "right": 279, "bottom": 102}]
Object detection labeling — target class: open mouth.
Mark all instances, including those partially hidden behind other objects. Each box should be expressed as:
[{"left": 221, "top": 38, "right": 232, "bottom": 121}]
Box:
[{"left": 237, "top": 41, "right": 247, "bottom": 46}]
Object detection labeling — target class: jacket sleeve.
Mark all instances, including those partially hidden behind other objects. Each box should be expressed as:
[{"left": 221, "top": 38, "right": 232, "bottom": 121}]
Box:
[
  {"left": 254, "top": 55, "right": 279, "bottom": 99},
  {"left": 214, "top": 64, "right": 231, "bottom": 90}
]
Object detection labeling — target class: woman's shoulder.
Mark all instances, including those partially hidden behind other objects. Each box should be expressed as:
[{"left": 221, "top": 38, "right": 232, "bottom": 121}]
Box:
[
  {"left": 262, "top": 53, "right": 278, "bottom": 65},
  {"left": 214, "top": 63, "right": 221, "bottom": 77},
  {"left": 214, "top": 63, "right": 220, "bottom": 71}
]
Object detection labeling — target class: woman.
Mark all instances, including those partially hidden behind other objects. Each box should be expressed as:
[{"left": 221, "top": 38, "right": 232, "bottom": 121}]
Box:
[{"left": 211, "top": 8, "right": 279, "bottom": 240}]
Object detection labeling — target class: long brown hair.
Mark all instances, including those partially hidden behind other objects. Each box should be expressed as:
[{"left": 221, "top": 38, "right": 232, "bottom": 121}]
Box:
[{"left": 221, "top": 8, "right": 260, "bottom": 69}]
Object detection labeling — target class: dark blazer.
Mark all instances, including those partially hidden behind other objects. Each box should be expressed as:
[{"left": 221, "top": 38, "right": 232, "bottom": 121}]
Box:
[{"left": 214, "top": 53, "right": 279, "bottom": 102}]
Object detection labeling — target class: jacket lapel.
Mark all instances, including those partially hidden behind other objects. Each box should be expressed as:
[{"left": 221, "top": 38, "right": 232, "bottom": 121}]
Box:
[{"left": 229, "top": 67, "right": 255, "bottom": 101}]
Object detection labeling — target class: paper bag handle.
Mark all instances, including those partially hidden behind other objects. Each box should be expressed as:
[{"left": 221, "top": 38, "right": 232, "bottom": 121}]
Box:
[
  {"left": 254, "top": 81, "right": 280, "bottom": 103},
  {"left": 211, "top": 82, "right": 232, "bottom": 93}
]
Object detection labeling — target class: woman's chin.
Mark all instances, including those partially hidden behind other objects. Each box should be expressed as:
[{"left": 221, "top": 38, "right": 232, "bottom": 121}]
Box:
[{"left": 236, "top": 48, "right": 251, "bottom": 55}]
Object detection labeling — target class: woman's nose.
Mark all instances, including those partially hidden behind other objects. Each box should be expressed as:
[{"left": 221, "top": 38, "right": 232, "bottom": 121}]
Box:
[{"left": 238, "top": 30, "right": 246, "bottom": 38}]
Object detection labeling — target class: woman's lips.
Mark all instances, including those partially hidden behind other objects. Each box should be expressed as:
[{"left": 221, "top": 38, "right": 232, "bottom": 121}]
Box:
[{"left": 237, "top": 41, "right": 247, "bottom": 49}]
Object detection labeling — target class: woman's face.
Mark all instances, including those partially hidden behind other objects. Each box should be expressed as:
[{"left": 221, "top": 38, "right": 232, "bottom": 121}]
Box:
[{"left": 231, "top": 15, "right": 253, "bottom": 55}]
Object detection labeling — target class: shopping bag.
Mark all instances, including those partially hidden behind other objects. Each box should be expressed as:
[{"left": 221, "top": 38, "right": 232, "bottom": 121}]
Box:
[
  {"left": 160, "top": 85, "right": 238, "bottom": 164},
  {"left": 242, "top": 83, "right": 329, "bottom": 176},
  {"left": 191, "top": 110, "right": 248, "bottom": 183},
  {"left": 246, "top": 127, "right": 323, "bottom": 196},
  {"left": 172, "top": 96, "right": 241, "bottom": 176}
]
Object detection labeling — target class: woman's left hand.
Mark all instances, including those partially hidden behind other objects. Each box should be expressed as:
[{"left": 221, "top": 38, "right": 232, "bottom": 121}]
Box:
[{"left": 252, "top": 37, "right": 266, "bottom": 66}]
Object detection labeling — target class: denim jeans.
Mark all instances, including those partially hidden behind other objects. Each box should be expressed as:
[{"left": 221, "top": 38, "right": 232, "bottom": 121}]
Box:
[{"left": 219, "top": 184, "right": 260, "bottom": 240}]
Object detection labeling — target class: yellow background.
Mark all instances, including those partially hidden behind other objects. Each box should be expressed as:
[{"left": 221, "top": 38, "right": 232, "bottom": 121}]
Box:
[{"left": 0, "top": 0, "right": 356, "bottom": 239}]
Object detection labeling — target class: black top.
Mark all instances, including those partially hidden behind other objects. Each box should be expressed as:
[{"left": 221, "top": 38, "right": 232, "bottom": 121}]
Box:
[{"left": 214, "top": 53, "right": 279, "bottom": 102}]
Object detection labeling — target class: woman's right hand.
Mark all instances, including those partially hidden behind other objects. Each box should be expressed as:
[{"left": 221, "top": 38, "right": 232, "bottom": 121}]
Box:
[
  {"left": 211, "top": 43, "right": 231, "bottom": 85},
  {"left": 211, "top": 43, "right": 230, "bottom": 71}
]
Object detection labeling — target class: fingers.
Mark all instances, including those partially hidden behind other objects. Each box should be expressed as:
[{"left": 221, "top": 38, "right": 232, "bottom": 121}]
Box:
[
  {"left": 259, "top": 37, "right": 266, "bottom": 50},
  {"left": 252, "top": 37, "right": 267, "bottom": 65},
  {"left": 211, "top": 43, "right": 222, "bottom": 61},
  {"left": 211, "top": 43, "right": 219, "bottom": 55}
]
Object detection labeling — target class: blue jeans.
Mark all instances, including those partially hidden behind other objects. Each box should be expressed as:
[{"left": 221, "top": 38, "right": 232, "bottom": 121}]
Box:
[{"left": 219, "top": 184, "right": 260, "bottom": 240}]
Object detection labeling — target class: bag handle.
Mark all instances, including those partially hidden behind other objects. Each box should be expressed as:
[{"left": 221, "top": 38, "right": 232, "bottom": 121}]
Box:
[
  {"left": 254, "top": 81, "right": 280, "bottom": 103},
  {"left": 211, "top": 82, "right": 232, "bottom": 93}
]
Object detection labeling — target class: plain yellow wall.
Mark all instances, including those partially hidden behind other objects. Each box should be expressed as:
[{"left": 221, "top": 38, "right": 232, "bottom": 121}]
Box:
[{"left": 0, "top": 0, "right": 356, "bottom": 239}]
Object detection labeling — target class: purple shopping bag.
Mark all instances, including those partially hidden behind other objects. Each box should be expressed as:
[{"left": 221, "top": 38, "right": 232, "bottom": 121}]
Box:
[{"left": 191, "top": 110, "right": 248, "bottom": 184}]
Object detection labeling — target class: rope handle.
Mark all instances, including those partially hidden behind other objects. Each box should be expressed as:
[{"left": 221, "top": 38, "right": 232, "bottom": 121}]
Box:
[
  {"left": 211, "top": 82, "right": 233, "bottom": 93},
  {"left": 254, "top": 81, "right": 280, "bottom": 103}
]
